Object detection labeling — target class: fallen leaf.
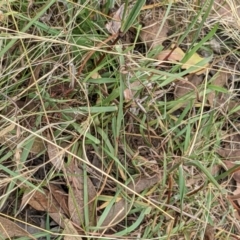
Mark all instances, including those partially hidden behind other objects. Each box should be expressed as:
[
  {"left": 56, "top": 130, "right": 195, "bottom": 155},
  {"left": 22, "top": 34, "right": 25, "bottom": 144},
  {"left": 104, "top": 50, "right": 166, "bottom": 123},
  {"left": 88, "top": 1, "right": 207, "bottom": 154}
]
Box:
[
  {"left": 215, "top": 96, "right": 240, "bottom": 116},
  {"left": 204, "top": 224, "right": 215, "bottom": 240},
  {"left": 28, "top": 63, "right": 43, "bottom": 86},
  {"left": 217, "top": 134, "right": 240, "bottom": 183},
  {"left": 90, "top": 155, "right": 104, "bottom": 188},
  {"left": 141, "top": 0, "right": 180, "bottom": 10},
  {"left": 210, "top": 164, "right": 221, "bottom": 176},
  {"left": 0, "top": 10, "right": 4, "bottom": 22},
  {"left": 21, "top": 189, "right": 58, "bottom": 212},
  {"left": 124, "top": 80, "right": 141, "bottom": 102},
  {"left": 222, "top": 161, "right": 240, "bottom": 183},
  {"left": 207, "top": 71, "right": 229, "bottom": 107},
  {"left": 21, "top": 184, "right": 68, "bottom": 214},
  {"left": 0, "top": 122, "right": 15, "bottom": 137},
  {"left": 218, "top": 148, "right": 240, "bottom": 161},
  {"left": 228, "top": 182, "right": 240, "bottom": 222},
  {"left": 21, "top": 184, "right": 69, "bottom": 229},
  {"left": 105, "top": 4, "right": 125, "bottom": 35},
  {"left": 223, "top": 134, "right": 240, "bottom": 148},
  {"left": 0, "top": 216, "right": 35, "bottom": 239},
  {"left": 47, "top": 142, "right": 64, "bottom": 170},
  {"left": 62, "top": 219, "right": 82, "bottom": 240},
  {"left": 66, "top": 159, "right": 97, "bottom": 227},
  {"left": 174, "top": 74, "right": 203, "bottom": 99},
  {"left": 99, "top": 198, "right": 131, "bottom": 228},
  {"left": 212, "top": 71, "right": 229, "bottom": 87},
  {"left": 157, "top": 47, "right": 209, "bottom": 74},
  {"left": 0, "top": 135, "right": 46, "bottom": 155},
  {"left": 89, "top": 71, "right": 101, "bottom": 79},
  {"left": 30, "top": 137, "right": 46, "bottom": 154},
  {"left": 16, "top": 222, "right": 41, "bottom": 236},
  {"left": 48, "top": 184, "right": 69, "bottom": 216},
  {"left": 232, "top": 182, "right": 240, "bottom": 207},
  {"left": 126, "top": 173, "right": 162, "bottom": 194},
  {"left": 49, "top": 212, "right": 69, "bottom": 229},
  {"left": 140, "top": 16, "right": 169, "bottom": 48},
  {"left": 99, "top": 173, "right": 161, "bottom": 228},
  {"left": 217, "top": 134, "right": 240, "bottom": 162}
]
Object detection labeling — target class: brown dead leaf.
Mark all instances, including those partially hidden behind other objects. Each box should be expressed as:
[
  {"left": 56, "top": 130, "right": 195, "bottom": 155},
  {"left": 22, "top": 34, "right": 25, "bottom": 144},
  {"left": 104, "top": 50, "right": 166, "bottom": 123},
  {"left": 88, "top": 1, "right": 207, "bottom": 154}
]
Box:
[
  {"left": 207, "top": 71, "right": 229, "bottom": 107},
  {"left": 0, "top": 10, "right": 4, "bottom": 22},
  {"left": 220, "top": 134, "right": 240, "bottom": 150},
  {"left": 105, "top": 4, "right": 125, "bottom": 35},
  {"left": 0, "top": 216, "right": 35, "bottom": 239},
  {"left": 157, "top": 47, "right": 209, "bottom": 74},
  {"left": 48, "top": 184, "right": 69, "bottom": 216},
  {"left": 50, "top": 212, "right": 69, "bottom": 229},
  {"left": 62, "top": 219, "right": 82, "bottom": 240},
  {"left": 216, "top": 96, "right": 240, "bottom": 116},
  {"left": 232, "top": 182, "right": 240, "bottom": 207},
  {"left": 89, "top": 71, "right": 101, "bottom": 79},
  {"left": 222, "top": 161, "right": 240, "bottom": 183},
  {"left": 217, "top": 134, "right": 240, "bottom": 162},
  {"left": 217, "top": 134, "right": 240, "bottom": 182},
  {"left": 66, "top": 159, "right": 97, "bottom": 227},
  {"left": 22, "top": 185, "right": 67, "bottom": 214},
  {"left": 204, "top": 224, "right": 215, "bottom": 240},
  {"left": 47, "top": 142, "right": 64, "bottom": 170},
  {"left": 212, "top": 71, "right": 228, "bottom": 88},
  {"left": 30, "top": 137, "right": 46, "bottom": 154},
  {"left": 100, "top": 198, "right": 131, "bottom": 228},
  {"left": 124, "top": 80, "right": 141, "bottom": 102},
  {"left": 0, "top": 122, "right": 15, "bottom": 137},
  {"left": 210, "top": 164, "right": 221, "bottom": 176},
  {"left": 126, "top": 173, "right": 162, "bottom": 194},
  {"left": 22, "top": 189, "right": 59, "bottom": 213},
  {"left": 0, "top": 135, "right": 46, "bottom": 155},
  {"left": 28, "top": 63, "right": 43, "bottom": 86},
  {"left": 100, "top": 173, "right": 161, "bottom": 228},
  {"left": 228, "top": 182, "right": 240, "bottom": 222},
  {"left": 21, "top": 184, "right": 69, "bottom": 229},
  {"left": 0, "top": 135, "right": 16, "bottom": 150},
  {"left": 140, "top": 15, "right": 169, "bottom": 48},
  {"left": 218, "top": 148, "right": 239, "bottom": 161},
  {"left": 209, "top": 86, "right": 240, "bottom": 116},
  {"left": 141, "top": 0, "right": 180, "bottom": 10},
  {"left": 174, "top": 74, "right": 203, "bottom": 99}
]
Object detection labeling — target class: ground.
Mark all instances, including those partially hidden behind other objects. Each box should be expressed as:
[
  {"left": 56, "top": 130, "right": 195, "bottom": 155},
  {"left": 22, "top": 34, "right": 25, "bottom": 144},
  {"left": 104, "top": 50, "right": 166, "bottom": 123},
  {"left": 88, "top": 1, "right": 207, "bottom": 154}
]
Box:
[{"left": 0, "top": 0, "right": 240, "bottom": 239}]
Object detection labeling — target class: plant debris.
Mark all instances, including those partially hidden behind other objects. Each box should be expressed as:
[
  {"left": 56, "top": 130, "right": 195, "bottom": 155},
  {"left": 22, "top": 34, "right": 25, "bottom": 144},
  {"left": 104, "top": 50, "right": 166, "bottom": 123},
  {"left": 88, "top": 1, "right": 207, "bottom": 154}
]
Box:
[{"left": 1, "top": 0, "right": 240, "bottom": 239}]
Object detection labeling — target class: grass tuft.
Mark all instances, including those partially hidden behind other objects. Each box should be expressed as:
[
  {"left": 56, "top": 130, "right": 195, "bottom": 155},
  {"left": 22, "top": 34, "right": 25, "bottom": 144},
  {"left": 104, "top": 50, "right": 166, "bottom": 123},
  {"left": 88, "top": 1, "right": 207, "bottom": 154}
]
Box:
[{"left": 0, "top": 0, "right": 240, "bottom": 239}]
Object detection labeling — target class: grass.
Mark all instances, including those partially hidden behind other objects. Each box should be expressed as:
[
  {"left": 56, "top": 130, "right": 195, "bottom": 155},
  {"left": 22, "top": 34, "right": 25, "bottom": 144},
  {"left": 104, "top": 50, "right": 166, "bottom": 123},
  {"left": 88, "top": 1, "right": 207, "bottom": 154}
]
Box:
[{"left": 0, "top": 0, "right": 240, "bottom": 239}]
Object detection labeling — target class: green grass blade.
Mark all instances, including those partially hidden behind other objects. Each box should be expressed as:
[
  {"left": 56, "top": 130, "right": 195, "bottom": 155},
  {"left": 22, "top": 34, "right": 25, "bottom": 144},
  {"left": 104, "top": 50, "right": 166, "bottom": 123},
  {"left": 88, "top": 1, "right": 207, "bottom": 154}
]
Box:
[
  {"left": 187, "top": 160, "right": 222, "bottom": 192},
  {"left": 0, "top": 0, "right": 56, "bottom": 57},
  {"left": 121, "top": 0, "right": 145, "bottom": 34}
]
